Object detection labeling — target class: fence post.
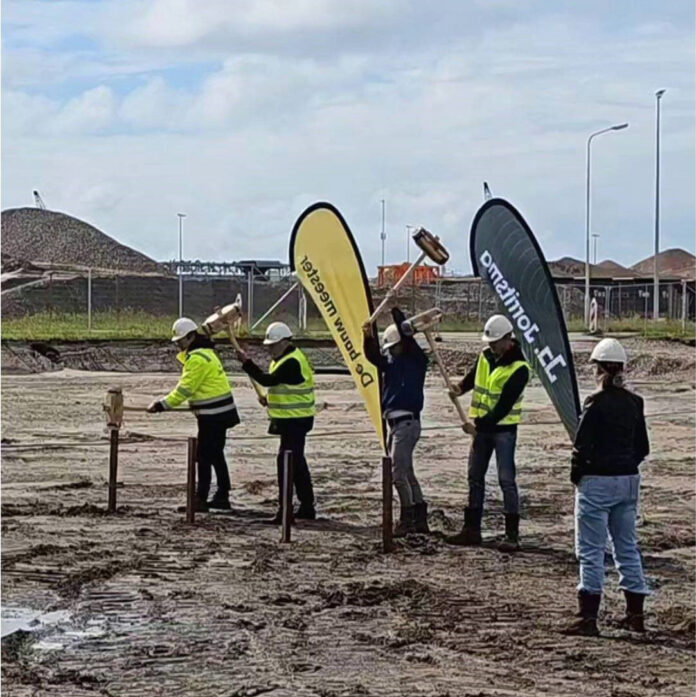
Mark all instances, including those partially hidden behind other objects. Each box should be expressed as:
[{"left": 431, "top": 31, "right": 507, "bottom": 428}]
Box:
[
  {"left": 382, "top": 456, "right": 394, "bottom": 553},
  {"left": 87, "top": 268, "right": 92, "bottom": 331},
  {"left": 186, "top": 437, "right": 197, "bottom": 524},
  {"left": 280, "top": 450, "right": 293, "bottom": 543},
  {"left": 682, "top": 280, "right": 688, "bottom": 332}
]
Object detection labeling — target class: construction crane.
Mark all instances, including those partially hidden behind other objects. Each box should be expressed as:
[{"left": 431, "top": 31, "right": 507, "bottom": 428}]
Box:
[{"left": 33, "top": 190, "right": 46, "bottom": 209}]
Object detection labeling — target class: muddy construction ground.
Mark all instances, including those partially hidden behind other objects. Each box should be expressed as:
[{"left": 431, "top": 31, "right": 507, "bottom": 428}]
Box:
[{"left": 2, "top": 337, "right": 695, "bottom": 696}]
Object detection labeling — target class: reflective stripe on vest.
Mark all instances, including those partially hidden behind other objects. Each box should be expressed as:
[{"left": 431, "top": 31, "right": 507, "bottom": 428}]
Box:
[
  {"left": 267, "top": 348, "right": 316, "bottom": 419},
  {"left": 468, "top": 353, "right": 528, "bottom": 425}
]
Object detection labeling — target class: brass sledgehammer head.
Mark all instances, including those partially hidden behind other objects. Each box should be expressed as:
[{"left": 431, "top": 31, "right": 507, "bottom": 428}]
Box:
[
  {"left": 412, "top": 228, "right": 450, "bottom": 265},
  {"left": 104, "top": 387, "right": 124, "bottom": 429},
  {"left": 201, "top": 302, "right": 242, "bottom": 336}
]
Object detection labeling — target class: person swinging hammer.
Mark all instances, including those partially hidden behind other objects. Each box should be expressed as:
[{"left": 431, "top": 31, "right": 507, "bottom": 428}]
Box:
[
  {"left": 235, "top": 322, "right": 317, "bottom": 523},
  {"left": 148, "top": 317, "right": 240, "bottom": 511},
  {"left": 446, "top": 314, "right": 529, "bottom": 551}
]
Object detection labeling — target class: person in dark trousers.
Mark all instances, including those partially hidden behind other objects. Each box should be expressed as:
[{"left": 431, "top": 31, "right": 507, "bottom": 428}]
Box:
[
  {"left": 363, "top": 306, "right": 429, "bottom": 536},
  {"left": 561, "top": 338, "right": 651, "bottom": 637},
  {"left": 148, "top": 317, "right": 240, "bottom": 512},
  {"left": 446, "top": 314, "right": 529, "bottom": 552},
  {"left": 236, "top": 321, "right": 316, "bottom": 523}
]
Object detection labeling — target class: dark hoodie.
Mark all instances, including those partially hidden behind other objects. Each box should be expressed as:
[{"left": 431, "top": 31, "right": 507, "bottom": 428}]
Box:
[{"left": 458, "top": 341, "right": 529, "bottom": 433}]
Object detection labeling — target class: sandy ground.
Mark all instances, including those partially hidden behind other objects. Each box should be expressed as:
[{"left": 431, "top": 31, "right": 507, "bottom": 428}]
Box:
[{"left": 1, "top": 360, "right": 695, "bottom": 696}]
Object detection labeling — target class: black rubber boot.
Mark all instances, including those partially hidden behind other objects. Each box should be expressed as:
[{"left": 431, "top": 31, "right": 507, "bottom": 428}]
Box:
[
  {"left": 618, "top": 591, "right": 646, "bottom": 633},
  {"left": 414, "top": 501, "right": 430, "bottom": 534},
  {"left": 498, "top": 513, "right": 520, "bottom": 553},
  {"left": 560, "top": 591, "right": 601, "bottom": 636},
  {"left": 393, "top": 506, "right": 415, "bottom": 538},
  {"left": 295, "top": 504, "right": 316, "bottom": 520},
  {"left": 445, "top": 507, "right": 482, "bottom": 546},
  {"left": 208, "top": 492, "right": 231, "bottom": 510}
]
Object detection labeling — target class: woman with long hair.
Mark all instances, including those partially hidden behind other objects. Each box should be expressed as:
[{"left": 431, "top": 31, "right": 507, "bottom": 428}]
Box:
[{"left": 562, "top": 338, "right": 651, "bottom": 636}]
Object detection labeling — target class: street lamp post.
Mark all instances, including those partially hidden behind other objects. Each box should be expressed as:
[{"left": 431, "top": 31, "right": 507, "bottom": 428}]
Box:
[
  {"left": 653, "top": 89, "right": 666, "bottom": 320},
  {"left": 177, "top": 213, "right": 186, "bottom": 316},
  {"left": 592, "top": 233, "right": 600, "bottom": 265},
  {"left": 584, "top": 123, "right": 629, "bottom": 327},
  {"left": 380, "top": 199, "right": 386, "bottom": 268}
]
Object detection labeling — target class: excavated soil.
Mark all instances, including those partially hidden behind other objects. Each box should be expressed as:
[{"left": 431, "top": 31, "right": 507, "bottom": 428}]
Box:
[{"left": 1, "top": 356, "right": 695, "bottom": 696}]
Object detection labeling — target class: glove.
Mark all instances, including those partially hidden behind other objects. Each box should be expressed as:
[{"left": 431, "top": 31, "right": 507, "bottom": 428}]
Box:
[{"left": 147, "top": 400, "right": 165, "bottom": 414}]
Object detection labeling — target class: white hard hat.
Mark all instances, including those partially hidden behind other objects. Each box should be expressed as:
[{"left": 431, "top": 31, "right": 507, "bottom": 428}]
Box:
[
  {"left": 382, "top": 324, "right": 401, "bottom": 350},
  {"left": 171, "top": 317, "right": 198, "bottom": 342},
  {"left": 482, "top": 314, "right": 514, "bottom": 343},
  {"left": 264, "top": 321, "right": 293, "bottom": 345},
  {"left": 590, "top": 338, "right": 627, "bottom": 364}
]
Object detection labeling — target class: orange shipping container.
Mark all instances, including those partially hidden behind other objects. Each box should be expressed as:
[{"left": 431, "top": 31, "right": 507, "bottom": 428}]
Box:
[{"left": 377, "top": 263, "right": 440, "bottom": 288}]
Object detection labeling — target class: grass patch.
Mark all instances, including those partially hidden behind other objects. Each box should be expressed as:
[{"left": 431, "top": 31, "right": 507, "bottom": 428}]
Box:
[{"left": 1, "top": 311, "right": 693, "bottom": 342}]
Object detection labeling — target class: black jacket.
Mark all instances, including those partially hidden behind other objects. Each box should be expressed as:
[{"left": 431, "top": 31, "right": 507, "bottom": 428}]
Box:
[
  {"left": 242, "top": 344, "right": 313, "bottom": 436},
  {"left": 364, "top": 307, "right": 428, "bottom": 417},
  {"left": 458, "top": 342, "right": 529, "bottom": 433},
  {"left": 571, "top": 386, "right": 649, "bottom": 483}
]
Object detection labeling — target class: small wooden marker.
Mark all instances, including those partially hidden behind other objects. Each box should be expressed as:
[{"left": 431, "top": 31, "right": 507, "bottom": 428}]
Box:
[
  {"left": 280, "top": 450, "right": 293, "bottom": 543},
  {"left": 103, "top": 387, "right": 124, "bottom": 514},
  {"left": 382, "top": 456, "right": 394, "bottom": 553},
  {"left": 186, "top": 437, "right": 197, "bottom": 524}
]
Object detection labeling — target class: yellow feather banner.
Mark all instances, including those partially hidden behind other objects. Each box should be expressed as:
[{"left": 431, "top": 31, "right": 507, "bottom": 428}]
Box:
[{"left": 290, "top": 203, "right": 384, "bottom": 447}]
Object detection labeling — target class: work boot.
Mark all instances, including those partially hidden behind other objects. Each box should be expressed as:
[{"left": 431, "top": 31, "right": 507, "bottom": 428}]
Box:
[
  {"left": 208, "top": 492, "right": 231, "bottom": 510},
  {"left": 498, "top": 513, "right": 520, "bottom": 553},
  {"left": 445, "top": 507, "right": 482, "bottom": 546},
  {"left": 617, "top": 591, "right": 646, "bottom": 633},
  {"left": 414, "top": 501, "right": 430, "bottom": 534},
  {"left": 295, "top": 504, "right": 316, "bottom": 520},
  {"left": 560, "top": 591, "right": 601, "bottom": 637},
  {"left": 393, "top": 506, "right": 416, "bottom": 538},
  {"left": 194, "top": 496, "right": 209, "bottom": 513}
]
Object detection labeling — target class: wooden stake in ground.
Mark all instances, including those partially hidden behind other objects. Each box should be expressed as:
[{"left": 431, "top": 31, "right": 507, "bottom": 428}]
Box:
[
  {"left": 382, "top": 455, "right": 394, "bottom": 553},
  {"left": 280, "top": 450, "right": 293, "bottom": 543},
  {"left": 103, "top": 387, "right": 124, "bottom": 514},
  {"left": 186, "top": 437, "right": 197, "bottom": 524}
]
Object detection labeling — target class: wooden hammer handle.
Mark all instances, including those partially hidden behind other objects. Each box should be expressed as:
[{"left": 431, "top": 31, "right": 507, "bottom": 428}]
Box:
[{"left": 225, "top": 325, "right": 267, "bottom": 402}]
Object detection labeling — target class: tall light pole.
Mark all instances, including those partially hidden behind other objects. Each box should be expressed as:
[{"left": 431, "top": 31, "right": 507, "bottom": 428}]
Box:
[
  {"left": 585, "top": 122, "right": 629, "bottom": 327},
  {"left": 592, "top": 233, "right": 600, "bottom": 264},
  {"left": 653, "top": 89, "right": 666, "bottom": 320},
  {"left": 380, "top": 199, "right": 386, "bottom": 267},
  {"left": 177, "top": 213, "right": 186, "bottom": 316}
]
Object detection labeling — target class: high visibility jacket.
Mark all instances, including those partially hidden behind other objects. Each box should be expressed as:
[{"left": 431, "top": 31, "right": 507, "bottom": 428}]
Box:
[
  {"left": 267, "top": 348, "right": 315, "bottom": 420},
  {"left": 469, "top": 354, "right": 528, "bottom": 425},
  {"left": 164, "top": 348, "right": 237, "bottom": 417}
]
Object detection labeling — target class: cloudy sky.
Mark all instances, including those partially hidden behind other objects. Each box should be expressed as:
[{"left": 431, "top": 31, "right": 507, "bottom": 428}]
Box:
[{"left": 2, "top": 0, "right": 694, "bottom": 274}]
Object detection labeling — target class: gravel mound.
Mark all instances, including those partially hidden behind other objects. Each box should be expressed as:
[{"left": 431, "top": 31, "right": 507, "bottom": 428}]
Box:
[{"left": 1, "top": 208, "right": 167, "bottom": 274}]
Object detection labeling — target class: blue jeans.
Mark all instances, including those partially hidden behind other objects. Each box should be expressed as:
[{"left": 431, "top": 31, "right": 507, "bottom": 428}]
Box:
[
  {"left": 575, "top": 475, "right": 650, "bottom": 595},
  {"left": 467, "top": 430, "right": 519, "bottom": 514}
]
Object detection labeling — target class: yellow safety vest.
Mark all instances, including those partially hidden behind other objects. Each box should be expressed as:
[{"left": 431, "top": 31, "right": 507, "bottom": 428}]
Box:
[
  {"left": 164, "top": 348, "right": 237, "bottom": 417},
  {"left": 469, "top": 352, "right": 528, "bottom": 426},
  {"left": 267, "top": 348, "right": 316, "bottom": 420}
]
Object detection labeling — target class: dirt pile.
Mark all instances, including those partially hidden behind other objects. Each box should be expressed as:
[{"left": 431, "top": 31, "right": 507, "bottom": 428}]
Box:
[{"left": 1, "top": 208, "right": 168, "bottom": 274}]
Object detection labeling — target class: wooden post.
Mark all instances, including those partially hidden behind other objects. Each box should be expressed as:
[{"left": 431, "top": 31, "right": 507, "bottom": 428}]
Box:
[
  {"left": 107, "top": 428, "right": 119, "bottom": 513},
  {"left": 280, "top": 450, "right": 293, "bottom": 543},
  {"left": 682, "top": 280, "right": 688, "bottom": 332},
  {"left": 186, "top": 437, "right": 197, "bottom": 524},
  {"left": 382, "top": 456, "right": 394, "bottom": 553}
]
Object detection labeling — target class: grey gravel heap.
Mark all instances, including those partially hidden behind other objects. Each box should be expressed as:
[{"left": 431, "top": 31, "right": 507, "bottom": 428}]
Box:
[{"left": 1, "top": 208, "right": 167, "bottom": 274}]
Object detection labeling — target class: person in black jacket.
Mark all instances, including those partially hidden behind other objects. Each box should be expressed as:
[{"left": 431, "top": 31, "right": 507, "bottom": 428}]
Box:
[
  {"left": 446, "top": 314, "right": 529, "bottom": 551},
  {"left": 561, "top": 338, "right": 651, "bottom": 637},
  {"left": 235, "top": 321, "right": 317, "bottom": 524},
  {"left": 363, "top": 307, "right": 429, "bottom": 536}
]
